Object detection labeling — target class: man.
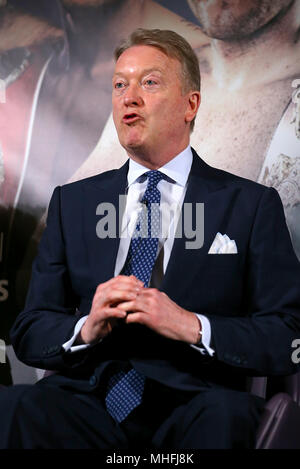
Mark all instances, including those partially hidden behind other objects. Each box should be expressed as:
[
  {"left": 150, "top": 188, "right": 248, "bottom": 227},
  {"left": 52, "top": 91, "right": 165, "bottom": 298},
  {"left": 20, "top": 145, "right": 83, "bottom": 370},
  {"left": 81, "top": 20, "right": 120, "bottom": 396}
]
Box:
[
  {"left": 0, "top": 28, "right": 300, "bottom": 449},
  {"left": 79, "top": 0, "right": 300, "bottom": 258},
  {"left": 1, "top": 0, "right": 207, "bottom": 387}
]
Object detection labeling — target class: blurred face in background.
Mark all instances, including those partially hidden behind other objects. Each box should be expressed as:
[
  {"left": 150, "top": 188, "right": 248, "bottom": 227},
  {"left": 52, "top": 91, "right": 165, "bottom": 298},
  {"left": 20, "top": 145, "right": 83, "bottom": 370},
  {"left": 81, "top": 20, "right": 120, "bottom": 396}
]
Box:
[
  {"left": 62, "top": 0, "right": 118, "bottom": 5},
  {"left": 187, "top": 0, "right": 294, "bottom": 39}
]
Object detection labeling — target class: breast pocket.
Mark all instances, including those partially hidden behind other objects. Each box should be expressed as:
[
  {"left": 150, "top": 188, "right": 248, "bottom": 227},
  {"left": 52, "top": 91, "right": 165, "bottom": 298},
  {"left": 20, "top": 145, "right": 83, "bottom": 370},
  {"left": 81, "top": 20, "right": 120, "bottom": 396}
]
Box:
[
  {"left": 206, "top": 254, "right": 244, "bottom": 314},
  {"left": 207, "top": 254, "right": 242, "bottom": 272}
]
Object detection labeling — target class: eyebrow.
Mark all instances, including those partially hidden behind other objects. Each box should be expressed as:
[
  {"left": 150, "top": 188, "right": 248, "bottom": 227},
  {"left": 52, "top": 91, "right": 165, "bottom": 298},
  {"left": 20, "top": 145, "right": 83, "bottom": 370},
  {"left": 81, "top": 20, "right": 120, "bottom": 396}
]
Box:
[{"left": 113, "top": 68, "right": 164, "bottom": 78}]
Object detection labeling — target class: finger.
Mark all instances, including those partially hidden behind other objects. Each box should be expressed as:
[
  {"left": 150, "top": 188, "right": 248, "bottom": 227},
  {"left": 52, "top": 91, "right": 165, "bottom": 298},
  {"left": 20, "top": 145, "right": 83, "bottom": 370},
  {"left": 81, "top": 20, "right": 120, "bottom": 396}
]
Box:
[
  {"left": 100, "top": 307, "right": 128, "bottom": 320},
  {"left": 101, "top": 275, "right": 144, "bottom": 290},
  {"left": 94, "top": 278, "right": 141, "bottom": 301},
  {"left": 125, "top": 311, "right": 147, "bottom": 325},
  {"left": 94, "top": 287, "right": 140, "bottom": 308},
  {"left": 114, "top": 275, "right": 143, "bottom": 289},
  {"left": 105, "top": 289, "right": 139, "bottom": 305},
  {"left": 117, "top": 299, "right": 141, "bottom": 312}
]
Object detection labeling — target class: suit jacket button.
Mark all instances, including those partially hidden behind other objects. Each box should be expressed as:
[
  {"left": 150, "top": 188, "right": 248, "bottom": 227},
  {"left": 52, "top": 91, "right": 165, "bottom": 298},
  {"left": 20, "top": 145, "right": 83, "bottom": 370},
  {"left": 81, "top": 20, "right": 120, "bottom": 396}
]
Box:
[{"left": 89, "top": 375, "right": 98, "bottom": 386}]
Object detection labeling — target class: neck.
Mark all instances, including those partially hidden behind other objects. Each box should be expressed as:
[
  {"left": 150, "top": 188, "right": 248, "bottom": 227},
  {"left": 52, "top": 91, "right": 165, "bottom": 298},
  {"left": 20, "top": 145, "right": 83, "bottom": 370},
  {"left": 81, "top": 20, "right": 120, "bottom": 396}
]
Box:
[
  {"left": 127, "top": 141, "right": 190, "bottom": 170},
  {"left": 209, "top": 1, "right": 300, "bottom": 90}
]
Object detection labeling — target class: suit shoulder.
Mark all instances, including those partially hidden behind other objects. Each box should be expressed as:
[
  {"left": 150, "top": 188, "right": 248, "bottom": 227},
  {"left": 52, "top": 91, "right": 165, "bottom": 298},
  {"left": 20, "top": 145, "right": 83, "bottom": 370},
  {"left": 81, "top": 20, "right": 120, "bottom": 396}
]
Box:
[
  {"left": 192, "top": 149, "right": 268, "bottom": 196},
  {"left": 202, "top": 158, "right": 271, "bottom": 197},
  {"left": 61, "top": 168, "right": 120, "bottom": 192},
  {"left": 218, "top": 167, "right": 266, "bottom": 191}
]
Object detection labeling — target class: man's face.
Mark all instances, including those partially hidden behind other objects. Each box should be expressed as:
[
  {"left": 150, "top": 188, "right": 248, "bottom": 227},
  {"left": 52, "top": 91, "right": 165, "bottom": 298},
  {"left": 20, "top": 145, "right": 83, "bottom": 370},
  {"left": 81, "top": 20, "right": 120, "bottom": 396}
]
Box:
[
  {"left": 112, "top": 45, "right": 194, "bottom": 160},
  {"left": 187, "top": 0, "right": 294, "bottom": 39}
]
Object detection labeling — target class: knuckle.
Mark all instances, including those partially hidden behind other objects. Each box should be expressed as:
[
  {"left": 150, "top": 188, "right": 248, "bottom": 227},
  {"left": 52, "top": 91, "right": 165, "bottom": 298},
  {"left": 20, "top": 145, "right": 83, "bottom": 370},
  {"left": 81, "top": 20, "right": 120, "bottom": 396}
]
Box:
[
  {"left": 150, "top": 288, "right": 159, "bottom": 300},
  {"left": 152, "top": 291, "right": 160, "bottom": 302},
  {"left": 136, "top": 313, "right": 143, "bottom": 323}
]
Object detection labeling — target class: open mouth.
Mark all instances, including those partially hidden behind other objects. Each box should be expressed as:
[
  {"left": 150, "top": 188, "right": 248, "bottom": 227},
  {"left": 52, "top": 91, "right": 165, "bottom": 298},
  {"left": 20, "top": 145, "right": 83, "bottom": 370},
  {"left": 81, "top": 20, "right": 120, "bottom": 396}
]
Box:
[{"left": 123, "top": 113, "right": 141, "bottom": 124}]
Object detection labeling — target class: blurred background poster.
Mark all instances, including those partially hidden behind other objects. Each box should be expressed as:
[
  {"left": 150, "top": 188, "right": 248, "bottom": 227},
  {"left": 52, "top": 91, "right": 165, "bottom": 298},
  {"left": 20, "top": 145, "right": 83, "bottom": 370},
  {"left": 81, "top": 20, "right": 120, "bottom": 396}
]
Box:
[{"left": 0, "top": 0, "right": 299, "bottom": 384}]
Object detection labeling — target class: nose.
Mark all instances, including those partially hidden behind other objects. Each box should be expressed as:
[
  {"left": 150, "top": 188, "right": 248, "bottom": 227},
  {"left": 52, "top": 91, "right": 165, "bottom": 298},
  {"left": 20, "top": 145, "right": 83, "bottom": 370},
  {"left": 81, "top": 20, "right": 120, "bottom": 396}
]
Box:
[{"left": 123, "top": 83, "right": 143, "bottom": 107}]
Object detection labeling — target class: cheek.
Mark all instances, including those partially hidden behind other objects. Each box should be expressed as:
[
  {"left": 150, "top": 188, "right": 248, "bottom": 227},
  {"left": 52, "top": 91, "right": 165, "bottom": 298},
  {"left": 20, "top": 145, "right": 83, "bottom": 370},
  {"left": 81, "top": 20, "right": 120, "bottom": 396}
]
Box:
[
  {"left": 112, "top": 102, "right": 122, "bottom": 125},
  {"left": 154, "top": 96, "right": 184, "bottom": 118},
  {"left": 151, "top": 105, "right": 186, "bottom": 139},
  {"left": 167, "top": 98, "right": 188, "bottom": 122}
]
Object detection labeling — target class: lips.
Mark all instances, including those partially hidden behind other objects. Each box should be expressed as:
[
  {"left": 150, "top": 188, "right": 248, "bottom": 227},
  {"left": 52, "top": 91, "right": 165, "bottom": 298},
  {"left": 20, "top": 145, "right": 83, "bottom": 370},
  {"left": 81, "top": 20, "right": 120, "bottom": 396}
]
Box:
[{"left": 122, "top": 113, "right": 142, "bottom": 124}]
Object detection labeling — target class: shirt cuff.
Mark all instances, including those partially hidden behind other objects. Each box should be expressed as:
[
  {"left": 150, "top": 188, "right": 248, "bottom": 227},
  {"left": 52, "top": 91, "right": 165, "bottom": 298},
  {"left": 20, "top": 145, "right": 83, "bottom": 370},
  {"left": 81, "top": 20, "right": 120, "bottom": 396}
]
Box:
[
  {"left": 62, "top": 315, "right": 92, "bottom": 353},
  {"left": 190, "top": 314, "right": 215, "bottom": 356}
]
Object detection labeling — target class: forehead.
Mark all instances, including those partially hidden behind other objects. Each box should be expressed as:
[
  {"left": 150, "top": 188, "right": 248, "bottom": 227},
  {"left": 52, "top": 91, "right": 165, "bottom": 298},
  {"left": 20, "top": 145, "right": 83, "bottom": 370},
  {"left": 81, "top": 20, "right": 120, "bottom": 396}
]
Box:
[{"left": 114, "top": 45, "right": 180, "bottom": 75}]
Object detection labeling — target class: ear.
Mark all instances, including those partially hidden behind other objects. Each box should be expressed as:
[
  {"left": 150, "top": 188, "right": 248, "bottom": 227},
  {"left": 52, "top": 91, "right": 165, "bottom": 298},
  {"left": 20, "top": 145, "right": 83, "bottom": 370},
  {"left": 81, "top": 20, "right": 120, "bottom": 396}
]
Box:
[{"left": 185, "top": 91, "right": 201, "bottom": 124}]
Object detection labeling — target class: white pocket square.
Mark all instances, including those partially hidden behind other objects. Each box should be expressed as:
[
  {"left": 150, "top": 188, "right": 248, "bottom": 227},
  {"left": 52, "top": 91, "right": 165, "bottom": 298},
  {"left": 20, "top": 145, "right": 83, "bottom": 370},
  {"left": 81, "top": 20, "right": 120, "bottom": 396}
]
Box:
[{"left": 208, "top": 232, "right": 238, "bottom": 254}]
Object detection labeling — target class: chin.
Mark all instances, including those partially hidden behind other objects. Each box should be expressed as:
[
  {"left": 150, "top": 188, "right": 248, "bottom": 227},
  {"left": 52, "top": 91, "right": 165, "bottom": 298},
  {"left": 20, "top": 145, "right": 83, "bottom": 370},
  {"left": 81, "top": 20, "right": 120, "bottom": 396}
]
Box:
[
  {"left": 124, "top": 141, "right": 143, "bottom": 152},
  {"left": 122, "top": 139, "right": 148, "bottom": 158},
  {"left": 121, "top": 134, "right": 144, "bottom": 151}
]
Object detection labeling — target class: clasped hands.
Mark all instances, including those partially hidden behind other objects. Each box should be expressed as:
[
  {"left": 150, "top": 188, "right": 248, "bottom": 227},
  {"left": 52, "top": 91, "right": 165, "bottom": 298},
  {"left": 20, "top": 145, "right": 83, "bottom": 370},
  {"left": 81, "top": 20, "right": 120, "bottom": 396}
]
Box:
[{"left": 78, "top": 275, "right": 200, "bottom": 346}]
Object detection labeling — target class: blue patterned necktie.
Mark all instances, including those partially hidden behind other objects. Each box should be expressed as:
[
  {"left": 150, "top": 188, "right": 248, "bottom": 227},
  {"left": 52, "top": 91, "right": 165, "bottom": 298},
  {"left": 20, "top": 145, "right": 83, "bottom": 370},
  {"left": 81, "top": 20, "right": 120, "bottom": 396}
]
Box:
[{"left": 105, "top": 170, "right": 165, "bottom": 423}]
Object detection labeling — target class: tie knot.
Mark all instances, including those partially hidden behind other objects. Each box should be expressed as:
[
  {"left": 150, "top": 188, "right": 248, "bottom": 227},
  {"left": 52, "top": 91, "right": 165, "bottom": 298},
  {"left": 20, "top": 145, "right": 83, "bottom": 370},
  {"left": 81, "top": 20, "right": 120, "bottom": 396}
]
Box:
[{"left": 144, "top": 170, "right": 165, "bottom": 191}]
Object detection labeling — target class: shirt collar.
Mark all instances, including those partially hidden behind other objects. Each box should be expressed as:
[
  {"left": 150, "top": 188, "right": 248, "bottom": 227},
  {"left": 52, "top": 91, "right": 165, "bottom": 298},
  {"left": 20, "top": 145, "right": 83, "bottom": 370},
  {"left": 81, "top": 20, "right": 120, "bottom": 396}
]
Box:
[{"left": 127, "top": 145, "right": 193, "bottom": 189}]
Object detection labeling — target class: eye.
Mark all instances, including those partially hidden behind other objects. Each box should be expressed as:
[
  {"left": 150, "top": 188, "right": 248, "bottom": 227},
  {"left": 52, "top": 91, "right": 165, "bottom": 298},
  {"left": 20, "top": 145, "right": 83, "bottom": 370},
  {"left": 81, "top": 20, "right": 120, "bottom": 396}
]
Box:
[
  {"left": 144, "top": 79, "right": 157, "bottom": 86},
  {"left": 114, "top": 81, "right": 125, "bottom": 89}
]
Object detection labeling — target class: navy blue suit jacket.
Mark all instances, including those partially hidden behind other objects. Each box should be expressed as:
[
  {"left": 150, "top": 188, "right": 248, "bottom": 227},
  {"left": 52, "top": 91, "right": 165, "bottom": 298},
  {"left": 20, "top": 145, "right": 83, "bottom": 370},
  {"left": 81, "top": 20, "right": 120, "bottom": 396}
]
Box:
[{"left": 10, "top": 150, "right": 300, "bottom": 394}]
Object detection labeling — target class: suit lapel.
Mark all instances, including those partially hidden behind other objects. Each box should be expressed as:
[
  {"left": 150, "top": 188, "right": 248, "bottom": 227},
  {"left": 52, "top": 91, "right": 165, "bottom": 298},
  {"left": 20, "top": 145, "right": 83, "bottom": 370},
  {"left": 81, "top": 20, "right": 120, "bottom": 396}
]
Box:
[
  {"left": 160, "top": 150, "right": 230, "bottom": 303},
  {"left": 83, "top": 160, "right": 129, "bottom": 288}
]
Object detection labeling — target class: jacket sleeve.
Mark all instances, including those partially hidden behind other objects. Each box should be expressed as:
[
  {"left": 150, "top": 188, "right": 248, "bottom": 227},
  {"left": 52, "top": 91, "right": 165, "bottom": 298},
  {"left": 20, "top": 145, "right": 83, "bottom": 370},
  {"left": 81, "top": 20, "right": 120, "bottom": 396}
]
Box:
[
  {"left": 208, "top": 186, "right": 300, "bottom": 376},
  {"left": 10, "top": 186, "right": 90, "bottom": 371}
]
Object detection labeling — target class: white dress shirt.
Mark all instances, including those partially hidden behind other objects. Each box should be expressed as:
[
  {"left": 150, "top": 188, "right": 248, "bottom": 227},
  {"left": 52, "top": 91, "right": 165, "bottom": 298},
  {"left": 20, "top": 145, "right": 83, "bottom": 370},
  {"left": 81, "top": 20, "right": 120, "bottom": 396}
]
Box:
[{"left": 63, "top": 145, "right": 215, "bottom": 356}]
